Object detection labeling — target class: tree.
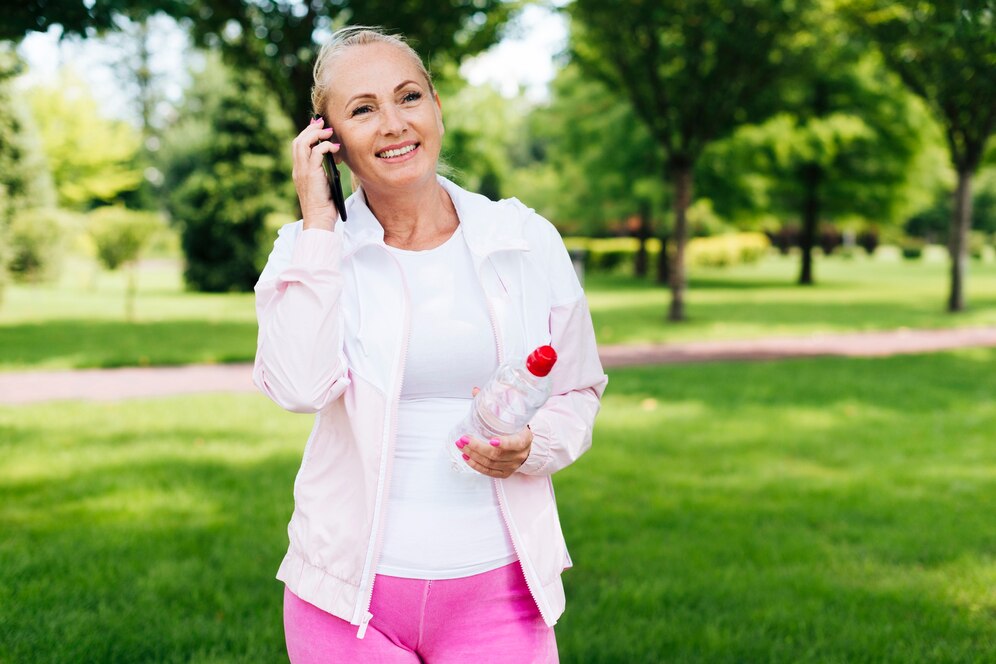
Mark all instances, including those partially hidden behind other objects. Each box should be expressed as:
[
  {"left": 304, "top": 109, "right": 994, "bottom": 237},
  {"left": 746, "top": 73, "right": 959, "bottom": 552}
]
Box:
[
  {"left": 843, "top": 0, "right": 996, "bottom": 311},
  {"left": 0, "top": 44, "right": 56, "bottom": 308},
  {"left": 159, "top": 53, "right": 294, "bottom": 292},
  {"left": 437, "top": 78, "right": 528, "bottom": 200},
  {"left": 698, "top": 50, "right": 939, "bottom": 284},
  {"left": 168, "top": 0, "right": 511, "bottom": 129},
  {"left": 88, "top": 206, "right": 162, "bottom": 320},
  {"left": 517, "top": 64, "right": 667, "bottom": 278},
  {"left": 569, "top": 0, "right": 805, "bottom": 320},
  {"left": 1, "top": 0, "right": 174, "bottom": 40},
  {"left": 11, "top": 1, "right": 513, "bottom": 128},
  {"left": 25, "top": 68, "right": 143, "bottom": 210}
]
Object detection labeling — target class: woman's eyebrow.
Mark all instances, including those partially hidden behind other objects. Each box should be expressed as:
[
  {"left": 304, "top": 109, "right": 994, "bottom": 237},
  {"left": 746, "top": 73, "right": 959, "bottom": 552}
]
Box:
[{"left": 344, "top": 80, "right": 421, "bottom": 109}]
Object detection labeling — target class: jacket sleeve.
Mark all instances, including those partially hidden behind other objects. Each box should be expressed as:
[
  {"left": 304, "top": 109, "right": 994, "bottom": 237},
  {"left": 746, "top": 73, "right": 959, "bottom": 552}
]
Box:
[
  {"left": 252, "top": 223, "right": 351, "bottom": 413},
  {"left": 517, "top": 214, "right": 608, "bottom": 476}
]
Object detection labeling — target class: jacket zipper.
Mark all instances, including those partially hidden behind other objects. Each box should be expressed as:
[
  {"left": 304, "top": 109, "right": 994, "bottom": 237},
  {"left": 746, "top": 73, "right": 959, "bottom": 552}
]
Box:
[
  {"left": 479, "top": 255, "right": 552, "bottom": 626},
  {"left": 354, "top": 250, "right": 411, "bottom": 639}
]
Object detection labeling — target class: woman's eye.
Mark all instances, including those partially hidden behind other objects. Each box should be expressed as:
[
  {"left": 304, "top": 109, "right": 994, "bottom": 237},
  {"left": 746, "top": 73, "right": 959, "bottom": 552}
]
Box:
[
  {"left": 403, "top": 91, "right": 422, "bottom": 103},
  {"left": 351, "top": 105, "right": 372, "bottom": 117}
]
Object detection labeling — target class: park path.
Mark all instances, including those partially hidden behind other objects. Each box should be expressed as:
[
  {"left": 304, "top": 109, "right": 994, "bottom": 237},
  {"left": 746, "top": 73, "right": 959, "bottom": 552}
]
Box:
[{"left": 2, "top": 326, "right": 995, "bottom": 405}]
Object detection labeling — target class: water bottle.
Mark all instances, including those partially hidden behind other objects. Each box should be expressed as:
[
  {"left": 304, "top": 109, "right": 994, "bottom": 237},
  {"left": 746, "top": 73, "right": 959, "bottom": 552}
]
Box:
[{"left": 448, "top": 345, "right": 558, "bottom": 473}]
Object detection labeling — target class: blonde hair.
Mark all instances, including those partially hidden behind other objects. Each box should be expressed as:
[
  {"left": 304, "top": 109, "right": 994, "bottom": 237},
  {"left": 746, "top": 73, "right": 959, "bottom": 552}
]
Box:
[{"left": 311, "top": 26, "right": 436, "bottom": 119}]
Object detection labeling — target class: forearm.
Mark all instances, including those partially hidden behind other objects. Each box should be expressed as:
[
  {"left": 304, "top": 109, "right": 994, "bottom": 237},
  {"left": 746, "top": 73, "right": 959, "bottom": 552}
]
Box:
[{"left": 253, "top": 228, "right": 350, "bottom": 413}]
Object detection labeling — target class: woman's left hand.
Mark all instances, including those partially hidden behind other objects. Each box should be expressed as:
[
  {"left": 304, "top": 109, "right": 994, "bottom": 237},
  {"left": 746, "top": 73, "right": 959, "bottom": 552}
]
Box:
[{"left": 456, "top": 427, "right": 532, "bottom": 479}]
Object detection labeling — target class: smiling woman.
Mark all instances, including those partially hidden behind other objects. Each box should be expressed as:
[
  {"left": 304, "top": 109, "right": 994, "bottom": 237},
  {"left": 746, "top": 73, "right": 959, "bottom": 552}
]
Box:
[{"left": 255, "top": 26, "right": 607, "bottom": 663}]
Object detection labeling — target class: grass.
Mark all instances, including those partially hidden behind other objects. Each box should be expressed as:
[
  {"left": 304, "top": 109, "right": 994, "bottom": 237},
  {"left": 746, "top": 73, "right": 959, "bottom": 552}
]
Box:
[
  {"left": 586, "top": 252, "right": 996, "bottom": 344},
  {"left": 2, "top": 350, "right": 995, "bottom": 662},
  {"left": 1, "top": 251, "right": 995, "bottom": 371}
]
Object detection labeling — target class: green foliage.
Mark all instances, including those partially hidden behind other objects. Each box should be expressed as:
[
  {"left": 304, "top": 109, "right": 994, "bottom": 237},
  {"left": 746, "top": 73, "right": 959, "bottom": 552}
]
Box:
[
  {"left": 159, "top": 53, "right": 294, "bottom": 292},
  {"left": 0, "top": 46, "right": 55, "bottom": 226},
  {"left": 569, "top": 0, "right": 808, "bottom": 317},
  {"left": 843, "top": 0, "right": 995, "bottom": 173},
  {"left": 4, "top": 208, "right": 82, "bottom": 283},
  {"left": 699, "top": 52, "right": 939, "bottom": 229},
  {"left": 901, "top": 237, "right": 926, "bottom": 260},
  {"left": 438, "top": 82, "right": 528, "bottom": 199},
  {"left": 566, "top": 233, "right": 771, "bottom": 272},
  {"left": 25, "top": 69, "right": 143, "bottom": 210},
  {"left": 164, "top": 0, "right": 510, "bottom": 127},
  {"left": 515, "top": 64, "right": 667, "bottom": 237},
  {"left": 843, "top": 0, "right": 996, "bottom": 309},
  {"left": 570, "top": 0, "right": 805, "bottom": 167},
  {"left": 87, "top": 206, "right": 161, "bottom": 271},
  {"left": 1, "top": 0, "right": 172, "bottom": 40}
]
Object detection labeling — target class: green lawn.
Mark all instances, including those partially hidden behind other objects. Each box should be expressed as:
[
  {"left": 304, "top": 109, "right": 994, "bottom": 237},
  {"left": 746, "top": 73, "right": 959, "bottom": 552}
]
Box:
[
  {"left": 2, "top": 251, "right": 995, "bottom": 371},
  {"left": 586, "top": 252, "right": 996, "bottom": 344},
  {"left": 3, "top": 350, "right": 994, "bottom": 662}
]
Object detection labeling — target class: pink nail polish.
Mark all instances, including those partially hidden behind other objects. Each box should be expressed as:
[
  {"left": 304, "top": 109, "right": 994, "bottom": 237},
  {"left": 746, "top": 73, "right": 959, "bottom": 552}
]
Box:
[
  {"left": 456, "top": 439, "right": 468, "bottom": 449},
  {"left": 490, "top": 439, "right": 500, "bottom": 447},
  {"left": 462, "top": 454, "right": 470, "bottom": 461},
  {"left": 455, "top": 441, "right": 464, "bottom": 449}
]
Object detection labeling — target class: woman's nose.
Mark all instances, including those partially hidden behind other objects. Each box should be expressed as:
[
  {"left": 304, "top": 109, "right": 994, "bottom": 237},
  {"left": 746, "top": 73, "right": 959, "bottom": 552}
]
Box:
[{"left": 379, "top": 104, "right": 406, "bottom": 136}]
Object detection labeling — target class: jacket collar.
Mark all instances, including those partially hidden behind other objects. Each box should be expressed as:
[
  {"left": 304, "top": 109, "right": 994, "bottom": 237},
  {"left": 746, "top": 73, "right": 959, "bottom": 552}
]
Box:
[{"left": 340, "top": 175, "right": 529, "bottom": 259}]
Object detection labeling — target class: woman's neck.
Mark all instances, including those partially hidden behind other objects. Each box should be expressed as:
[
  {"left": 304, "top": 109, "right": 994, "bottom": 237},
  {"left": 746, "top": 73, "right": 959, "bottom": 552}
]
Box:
[{"left": 362, "top": 178, "right": 458, "bottom": 251}]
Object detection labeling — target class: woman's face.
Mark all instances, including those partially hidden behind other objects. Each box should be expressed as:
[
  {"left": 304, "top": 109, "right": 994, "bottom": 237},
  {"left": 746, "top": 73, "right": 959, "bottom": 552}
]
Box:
[{"left": 324, "top": 42, "right": 443, "bottom": 195}]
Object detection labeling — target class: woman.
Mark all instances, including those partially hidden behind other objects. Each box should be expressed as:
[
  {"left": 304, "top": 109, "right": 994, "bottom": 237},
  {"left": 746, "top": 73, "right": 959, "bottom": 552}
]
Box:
[{"left": 254, "top": 26, "right": 607, "bottom": 663}]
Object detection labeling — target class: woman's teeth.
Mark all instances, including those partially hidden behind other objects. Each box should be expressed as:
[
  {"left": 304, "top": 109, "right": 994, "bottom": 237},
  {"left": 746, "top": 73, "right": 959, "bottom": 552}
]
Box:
[{"left": 377, "top": 144, "right": 418, "bottom": 158}]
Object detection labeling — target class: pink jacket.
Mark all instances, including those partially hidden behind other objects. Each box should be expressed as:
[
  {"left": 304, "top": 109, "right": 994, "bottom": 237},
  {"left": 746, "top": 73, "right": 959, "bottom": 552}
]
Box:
[{"left": 253, "top": 176, "right": 608, "bottom": 638}]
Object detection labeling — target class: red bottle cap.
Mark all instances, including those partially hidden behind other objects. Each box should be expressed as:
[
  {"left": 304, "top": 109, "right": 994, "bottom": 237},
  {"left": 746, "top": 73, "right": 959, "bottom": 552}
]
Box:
[{"left": 526, "top": 345, "right": 557, "bottom": 377}]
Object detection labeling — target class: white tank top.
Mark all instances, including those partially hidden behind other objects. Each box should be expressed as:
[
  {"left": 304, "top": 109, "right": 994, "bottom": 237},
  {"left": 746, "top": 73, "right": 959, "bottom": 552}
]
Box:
[{"left": 377, "top": 225, "right": 517, "bottom": 579}]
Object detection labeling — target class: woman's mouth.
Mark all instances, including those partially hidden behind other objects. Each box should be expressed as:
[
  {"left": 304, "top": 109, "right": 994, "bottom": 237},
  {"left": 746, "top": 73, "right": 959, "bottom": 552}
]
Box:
[{"left": 376, "top": 142, "right": 420, "bottom": 161}]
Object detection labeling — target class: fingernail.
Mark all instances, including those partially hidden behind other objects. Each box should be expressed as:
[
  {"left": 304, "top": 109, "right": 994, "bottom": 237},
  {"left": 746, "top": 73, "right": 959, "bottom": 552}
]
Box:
[
  {"left": 462, "top": 454, "right": 470, "bottom": 461},
  {"left": 490, "top": 439, "right": 500, "bottom": 447},
  {"left": 455, "top": 440, "right": 464, "bottom": 449},
  {"left": 459, "top": 435, "right": 470, "bottom": 444}
]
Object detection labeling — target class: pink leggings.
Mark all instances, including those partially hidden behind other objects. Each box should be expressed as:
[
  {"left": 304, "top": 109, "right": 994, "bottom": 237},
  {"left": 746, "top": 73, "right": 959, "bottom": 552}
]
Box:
[{"left": 283, "top": 561, "right": 558, "bottom": 663}]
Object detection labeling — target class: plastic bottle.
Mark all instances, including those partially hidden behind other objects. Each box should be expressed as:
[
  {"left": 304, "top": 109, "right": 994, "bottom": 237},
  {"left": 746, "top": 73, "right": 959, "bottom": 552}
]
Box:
[{"left": 448, "top": 345, "right": 558, "bottom": 473}]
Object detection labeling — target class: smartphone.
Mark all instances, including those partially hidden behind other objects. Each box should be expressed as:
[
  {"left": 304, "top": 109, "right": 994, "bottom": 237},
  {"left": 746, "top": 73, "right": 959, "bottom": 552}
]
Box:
[{"left": 315, "top": 115, "right": 347, "bottom": 222}]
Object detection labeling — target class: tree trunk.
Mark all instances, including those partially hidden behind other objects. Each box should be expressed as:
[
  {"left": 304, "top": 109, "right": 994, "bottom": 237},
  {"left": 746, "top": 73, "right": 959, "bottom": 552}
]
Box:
[
  {"left": 126, "top": 263, "right": 137, "bottom": 322},
  {"left": 634, "top": 200, "right": 652, "bottom": 278},
  {"left": 668, "top": 165, "right": 693, "bottom": 322},
  {"left": 798, "top": 163, "right": 822, "bottom": 286},
  {"left": 947, "top": 168, "right": 973, "bottom": 312},
  {"left": 656, "top": 233, "right": 669, "bottom": 285}
]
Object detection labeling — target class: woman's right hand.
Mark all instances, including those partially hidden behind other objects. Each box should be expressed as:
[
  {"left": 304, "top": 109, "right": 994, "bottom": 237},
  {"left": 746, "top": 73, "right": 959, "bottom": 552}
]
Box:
[{"left": 292, "top": 116, "right": 341, "bottom": 231}]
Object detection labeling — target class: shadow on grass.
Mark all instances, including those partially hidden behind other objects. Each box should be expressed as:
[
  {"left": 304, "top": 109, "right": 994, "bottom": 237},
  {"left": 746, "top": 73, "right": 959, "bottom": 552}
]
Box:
[
  {"left": 1, "top": 447, "right": 301, "bottom": 663},
  {"left": 2, "top": 352, "right": 995, "bottom": 662},
  {"left": 590, "top": 295, "right": 996, "bottom": 345},
  {"left": 551, "top": 351, "right": 996, "bottom": 662},
  {"left": 0, "top": 320, "right": 258, "bottom": 371}
]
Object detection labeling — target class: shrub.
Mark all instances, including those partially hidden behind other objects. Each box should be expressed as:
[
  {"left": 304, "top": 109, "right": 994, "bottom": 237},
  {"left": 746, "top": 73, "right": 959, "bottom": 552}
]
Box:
[
  {"left": 857, "top": 228, "right": 880, "bottom": 255},
  {"left": 901, "top": 238, "right": 925, "bottom": 260},
  {"left": 968, "top": 231, "right": 987, "bottom": 260},
  {"left": 685, "top": 232, "right": 771, "bottom": 268},
  {"left": 563, "top": 233, "right": 769, "bottom": 272},
  {"left": 88, "top": 206, "right": 162, "bottom": 270},
  {"left": 5, "top": 207, "right": 76, "bottom": 282}
]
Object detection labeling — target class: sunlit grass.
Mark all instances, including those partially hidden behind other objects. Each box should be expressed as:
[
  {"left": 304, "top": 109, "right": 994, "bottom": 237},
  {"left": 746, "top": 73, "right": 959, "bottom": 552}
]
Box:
[
  {"left": 2, "top": 251, "right": 995, "bottom": 370},
  {"left": 586, "top": 252, "right": 996, "bottom": 344},
  {"left": 3, "top": 350, "right": 995, "bottom": 662}
]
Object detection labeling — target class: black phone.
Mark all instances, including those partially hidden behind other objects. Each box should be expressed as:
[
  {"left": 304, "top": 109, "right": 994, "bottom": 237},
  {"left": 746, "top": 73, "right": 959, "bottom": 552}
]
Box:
[{"left": 315, "top": 115, "right": 347, "bottom": 222}]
